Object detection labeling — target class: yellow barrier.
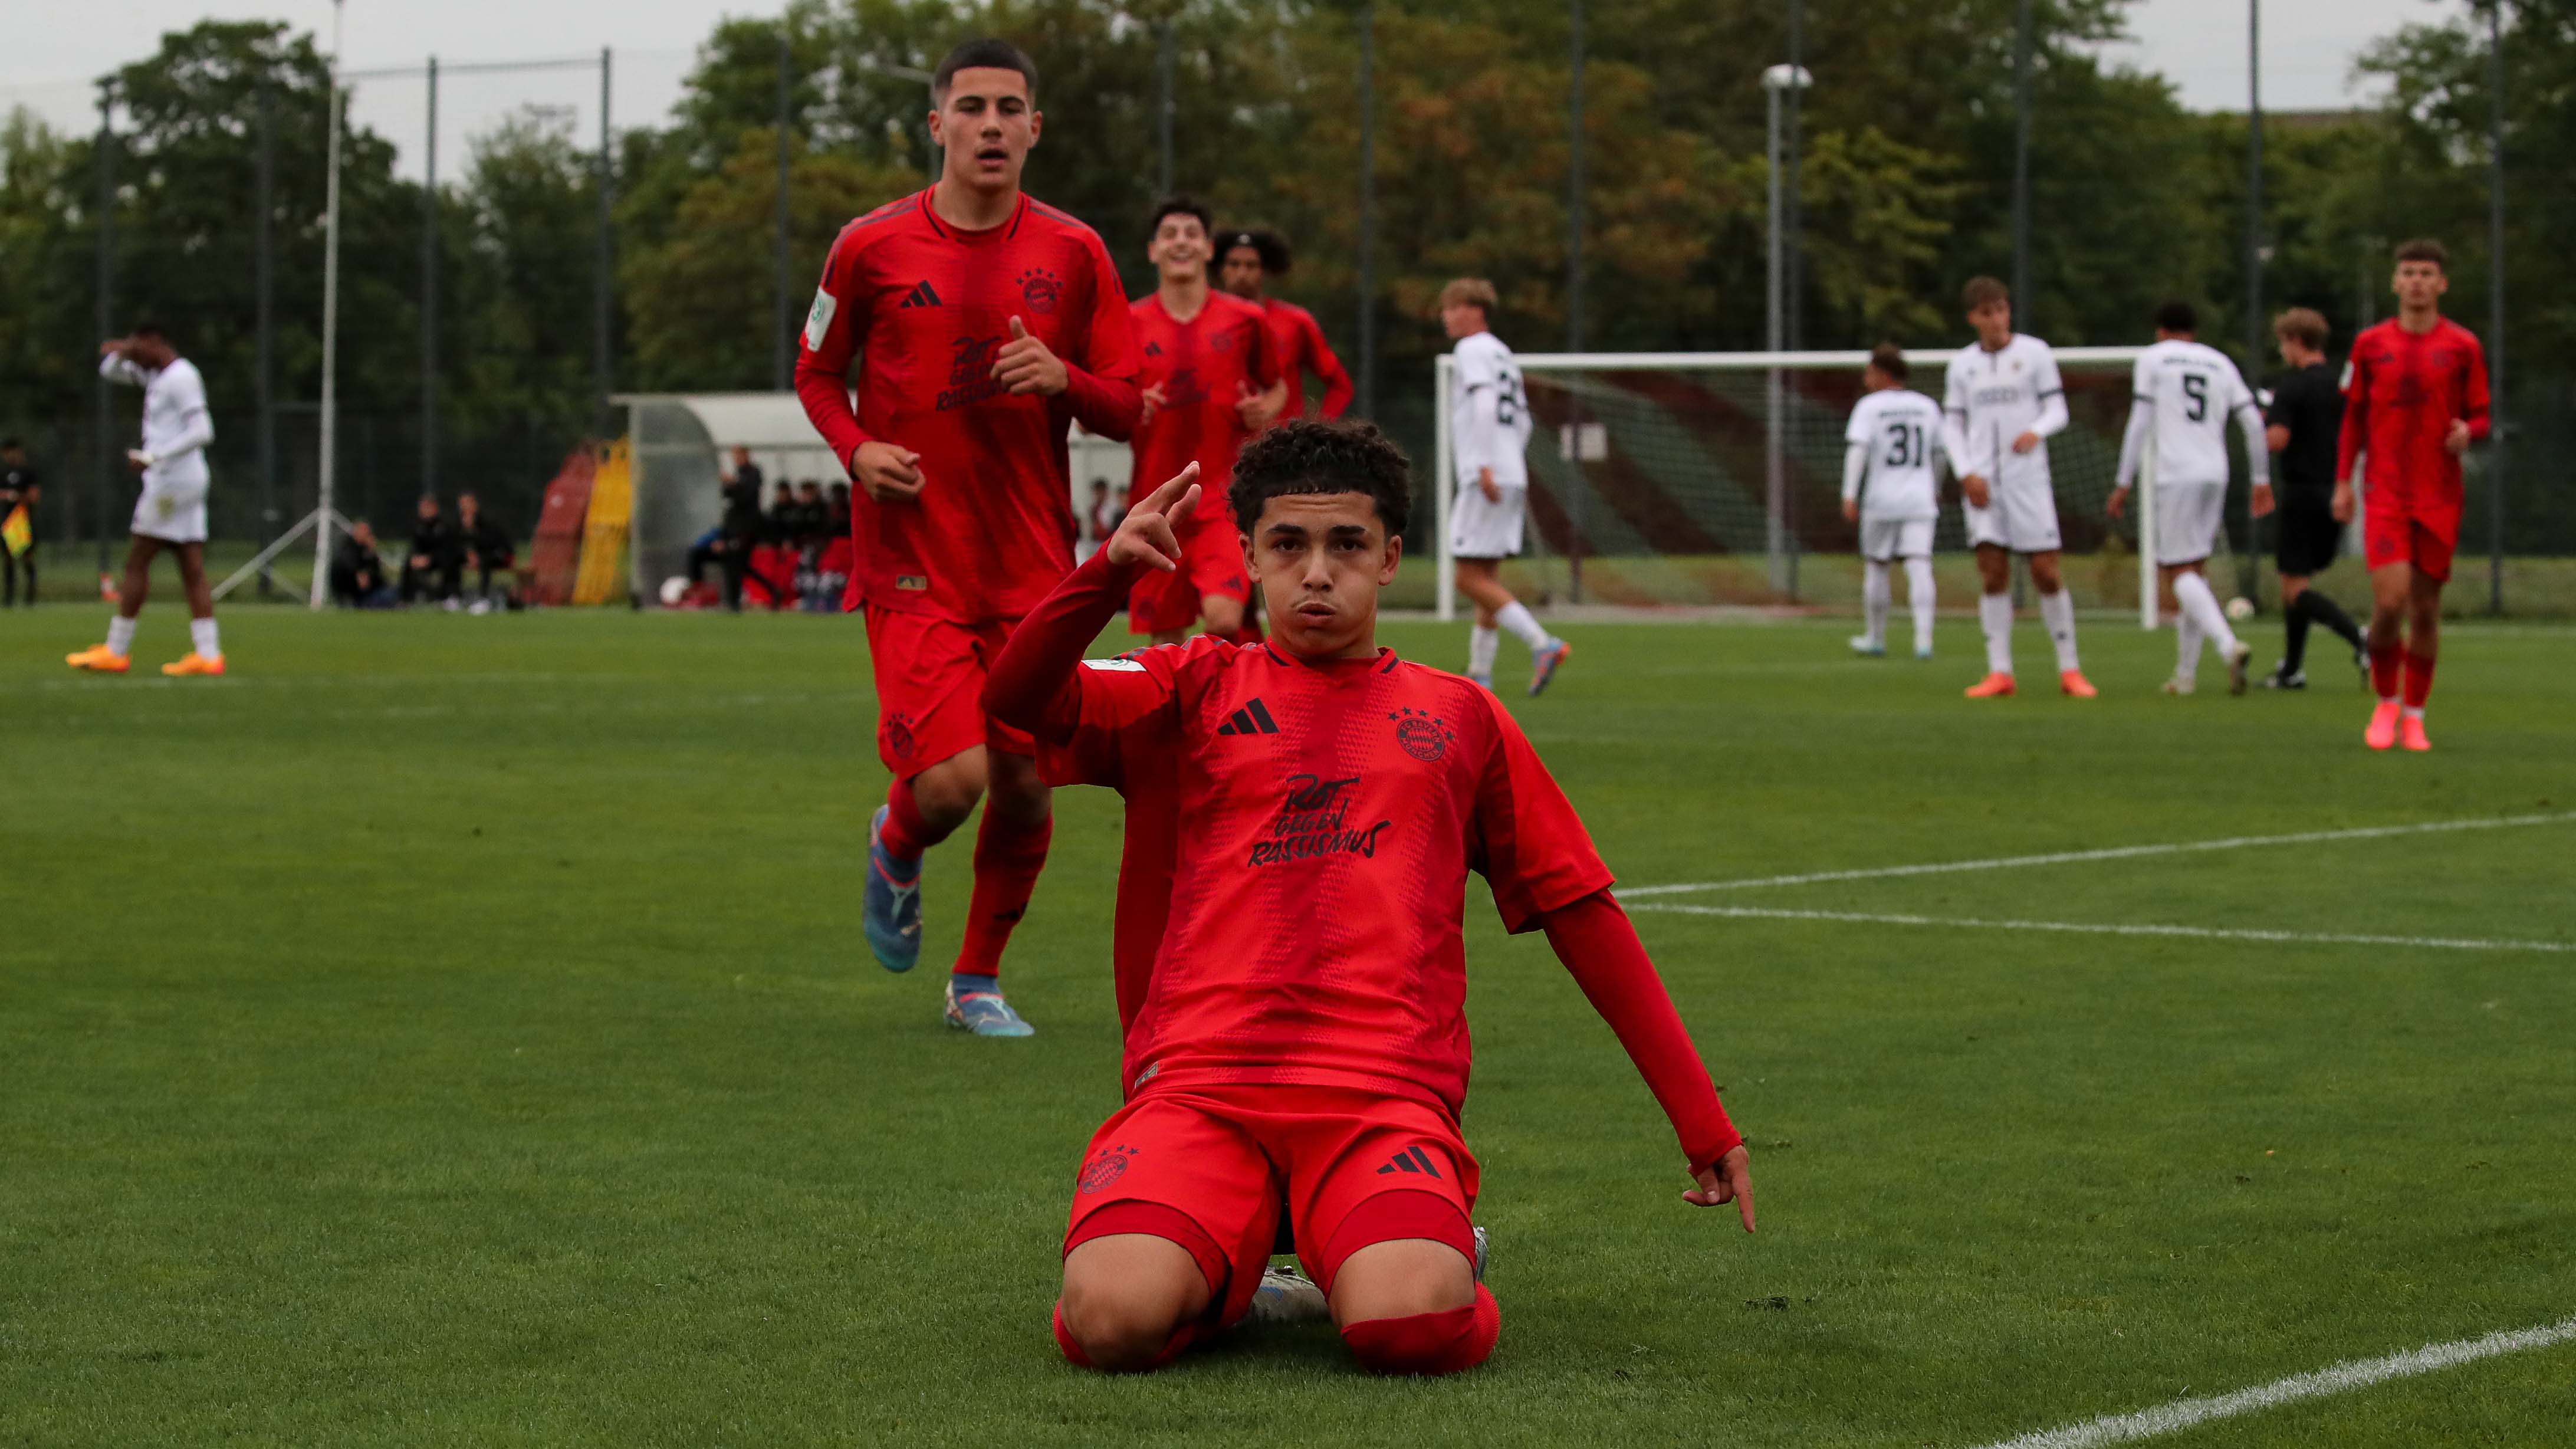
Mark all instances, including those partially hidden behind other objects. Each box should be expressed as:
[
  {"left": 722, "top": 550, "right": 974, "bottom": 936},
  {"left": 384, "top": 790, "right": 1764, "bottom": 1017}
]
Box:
[{"left": 571, "top": 438, "right": 633, "bottom": 606}]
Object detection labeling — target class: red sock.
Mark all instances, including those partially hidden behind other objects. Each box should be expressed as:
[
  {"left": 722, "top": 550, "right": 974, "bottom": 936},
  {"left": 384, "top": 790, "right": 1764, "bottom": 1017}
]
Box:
[
  {"left": 2369, "top": 642, "right": 2404, "bottom": 701},
  {"left": 1052, "top": 1301, "right": 1198, "bottom": 1372},
  {"left": 878, "top": 777, "right": 932, "bottom": 864},
  {"left": 1339, "top": 1285, "right": 1500, "bottom": 1376},
  {"left": 954, "top": 809, "right": 1053, "bottom": 978},
  {"left": 2403, "top": 651, "right": 2436, "bottom": 709}
]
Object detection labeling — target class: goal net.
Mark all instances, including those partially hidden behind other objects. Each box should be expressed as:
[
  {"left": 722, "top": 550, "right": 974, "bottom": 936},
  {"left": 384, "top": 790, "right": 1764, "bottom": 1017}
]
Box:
[{"left": 1431, "top": 346, "right": 2248, "bottom": 626}]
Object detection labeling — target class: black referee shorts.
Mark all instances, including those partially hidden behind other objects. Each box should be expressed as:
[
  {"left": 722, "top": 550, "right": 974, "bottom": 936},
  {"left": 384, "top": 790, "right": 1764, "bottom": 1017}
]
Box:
[{"left": 2273, "top": 493, "right": 2342, "bottom": 577}]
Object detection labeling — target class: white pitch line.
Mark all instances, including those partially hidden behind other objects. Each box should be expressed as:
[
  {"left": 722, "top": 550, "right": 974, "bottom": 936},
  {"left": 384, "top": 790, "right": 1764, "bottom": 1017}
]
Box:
[
  {"left": 1627, "top": 903, "right": 2576, "bottom": 954},
  {"left": 1963, "top": 1315, "right": 2576, "bottom": 1448},
  {"left": 1623, "top": 812, "right": 2576, "bottom": 897}
]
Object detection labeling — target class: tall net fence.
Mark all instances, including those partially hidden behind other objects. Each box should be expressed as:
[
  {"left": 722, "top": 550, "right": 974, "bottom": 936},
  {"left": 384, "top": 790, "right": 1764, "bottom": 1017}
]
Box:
[{"left": 1434, "top": 352, "right": 2576, "bottom": 619}]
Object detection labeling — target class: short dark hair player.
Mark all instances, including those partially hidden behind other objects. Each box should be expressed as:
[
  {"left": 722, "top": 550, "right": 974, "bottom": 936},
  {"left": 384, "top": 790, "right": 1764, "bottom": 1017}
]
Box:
[{"left": 984, "top": 423, "right": 1754, "bottom": 1375}]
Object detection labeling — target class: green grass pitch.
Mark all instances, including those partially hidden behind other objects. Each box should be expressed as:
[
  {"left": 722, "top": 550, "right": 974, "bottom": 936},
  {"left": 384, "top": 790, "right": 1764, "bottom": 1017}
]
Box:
[{"left": 5, "top": 602, "right": 2573, "bottom": 1447}]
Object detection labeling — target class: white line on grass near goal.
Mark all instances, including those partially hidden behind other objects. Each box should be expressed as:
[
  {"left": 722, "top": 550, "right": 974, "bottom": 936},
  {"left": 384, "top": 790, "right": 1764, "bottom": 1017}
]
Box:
[
  {"left": 1624, "top": 812, "right": 2576, "bottom": 897},
  {"left": 1627, "top": 903, "right": 2576, "bottom": 954},
  {"left": 1961, "top": 1315, "right": 2576, "bottom": 1449}
]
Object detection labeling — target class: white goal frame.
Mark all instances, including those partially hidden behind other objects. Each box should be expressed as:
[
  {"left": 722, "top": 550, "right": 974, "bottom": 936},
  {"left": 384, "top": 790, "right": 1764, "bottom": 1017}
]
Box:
[{"left": 1431, "top": 347, "right": 2163, "bottom": 625}]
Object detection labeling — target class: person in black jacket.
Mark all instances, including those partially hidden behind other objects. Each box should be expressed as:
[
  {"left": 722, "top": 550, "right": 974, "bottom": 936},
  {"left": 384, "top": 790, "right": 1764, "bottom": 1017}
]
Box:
[
  {"left": 457, "top": 492, "right": 518, "bottom": 609},
  {"left": 400, "top": 494, "right": 462, "bottom": 606},
  {"left": 331, "top": 521, "right": 396, "bottom": 607},
  {"left": 714, "top": 448, "right": 766, "bottom": 611},
  {"left": 2260, "top": 308, "right": 2368, "bottom": 689}
]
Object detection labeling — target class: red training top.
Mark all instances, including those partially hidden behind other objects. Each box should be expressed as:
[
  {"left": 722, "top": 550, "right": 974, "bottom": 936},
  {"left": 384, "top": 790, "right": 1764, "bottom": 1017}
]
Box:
[
  {"left": 2335, "top": 316, "right": 2490, "bottom": 518},
  {"left": 983, "top": 550, "right": 1743, "bottom": 1174},
  {"left": 1128, "top": 290, "right": 1279, "bottom": 532},
  {"left": 796, "top": 188, "right": 1142, "bottom": 622},
  {"left": 1260, "top": 297, "right": 1353, "bottom": 421}
]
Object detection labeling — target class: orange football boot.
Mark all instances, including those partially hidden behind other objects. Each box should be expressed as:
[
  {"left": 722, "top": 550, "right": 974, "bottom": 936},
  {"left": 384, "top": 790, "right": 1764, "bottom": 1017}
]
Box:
[
  {"left": 2398, "top": 713, "right": 2431, "bottom": 753},
  {"left": 2059, "top": 669, "right": 2098, "bottom": 698},
  {"left": 1963, "top": 672, "right": 2016, "bottom": 699},
  {"left": 161, "top": 652, "right": 226, "bottom": 677},
  {"left": 65, "top": 645, "right": 130, "bottom": 673},
  {"left": 2364, "top": 699, "right": 2401, "bottom": 750}
]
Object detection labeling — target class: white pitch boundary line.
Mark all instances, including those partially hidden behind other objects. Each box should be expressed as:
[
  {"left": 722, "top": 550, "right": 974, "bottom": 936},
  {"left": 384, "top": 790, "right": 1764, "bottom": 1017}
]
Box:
[
  {"left": 1963, "top": 1315, "right": 2576, "bottom": 1449},
  {"left": 1628, "top": 903, "right": 2576, "bottom": 955},
  {"left": 1624, "top": 812, "right": 2576, "bottom": 897}
]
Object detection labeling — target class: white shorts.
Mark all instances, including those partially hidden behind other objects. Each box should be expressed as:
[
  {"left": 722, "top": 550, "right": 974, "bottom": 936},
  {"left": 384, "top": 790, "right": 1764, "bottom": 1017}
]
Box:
[
  {"left": 1859, "top": 517, "right": 1934, "bottom": 563},
  {"left": 1963, "top": 479, "right": 2061, "bottom": 554},
  {"left": 2153, "top": 479, "right": 2227, "bottom": 567},
  {"left": 1451, "top": 480, "right": 1528, "bottom": 560},
  {"left": 131, "top": 482, "right": 209, "bottom": 545}
]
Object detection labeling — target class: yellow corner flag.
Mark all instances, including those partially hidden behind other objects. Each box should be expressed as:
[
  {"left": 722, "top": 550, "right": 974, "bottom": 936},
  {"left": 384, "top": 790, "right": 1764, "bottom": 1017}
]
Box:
[{"left": 1, "top": 503, "right": 29, "bottom": 558}]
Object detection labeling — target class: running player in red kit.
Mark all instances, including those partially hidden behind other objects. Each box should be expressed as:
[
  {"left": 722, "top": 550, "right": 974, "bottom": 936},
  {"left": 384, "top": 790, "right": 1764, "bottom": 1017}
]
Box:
[
  {"left": 984, "top": 424, "right": 1755, "bottom": 1375},
  {"left": 2337, "top": 238, "right": 2490, "bottom": 753},
  {"left": 1216, "top": 228, "right": 1353, "bottom": 422},
  {"left": 1125, "top": 196, "right": 1283, "bottom": 645},
  {"left": 796, "top": 39, "right": 1142, "bottom": 1035}
]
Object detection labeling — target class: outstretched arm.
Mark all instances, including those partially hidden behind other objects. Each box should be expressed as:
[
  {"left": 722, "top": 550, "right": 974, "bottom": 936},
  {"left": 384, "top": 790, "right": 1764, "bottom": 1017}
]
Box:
[
  {"left": 983, "top": 466, "right": 1200, "bottom": 742},
  {"left": 1537, "top": 889, "right": 1753, "bottom": 1230}
]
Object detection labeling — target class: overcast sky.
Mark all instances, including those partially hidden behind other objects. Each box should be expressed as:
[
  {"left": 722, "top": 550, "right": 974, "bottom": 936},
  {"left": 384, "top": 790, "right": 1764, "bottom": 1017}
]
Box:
[{"left": 5, "top": 0, "right": 2467, "bottom": 180}]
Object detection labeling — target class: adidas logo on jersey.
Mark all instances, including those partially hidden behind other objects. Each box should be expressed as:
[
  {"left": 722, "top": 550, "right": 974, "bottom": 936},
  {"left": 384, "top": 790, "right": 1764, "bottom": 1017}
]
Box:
[
  {"left": 1375, "top": 1146, "right": 1443, "bottom": 1179},
  {"left": 1216, "top": 698, "right": 1280, "bottom": 736},
  {"left": 899, "top": 281, "right": 943, "bottom": 308}
]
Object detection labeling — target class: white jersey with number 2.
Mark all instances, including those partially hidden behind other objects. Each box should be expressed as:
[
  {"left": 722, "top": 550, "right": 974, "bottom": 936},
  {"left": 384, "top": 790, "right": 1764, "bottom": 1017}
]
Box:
[{"left": 1451, "top": 330, "right": 1533, "bottom": 489}]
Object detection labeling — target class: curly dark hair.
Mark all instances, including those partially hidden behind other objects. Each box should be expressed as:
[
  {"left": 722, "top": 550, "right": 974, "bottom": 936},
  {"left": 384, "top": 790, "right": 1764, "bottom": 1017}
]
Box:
[{"left": 1228, "top": 419, "right": 1413, "bottom": 537}]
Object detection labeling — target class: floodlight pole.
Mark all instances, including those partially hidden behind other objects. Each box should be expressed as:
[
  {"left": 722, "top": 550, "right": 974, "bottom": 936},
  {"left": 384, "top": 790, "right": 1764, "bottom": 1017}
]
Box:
[
  {"left": 773, "top": 31, "right": 794, "bottom": 390},
  {"left": 422, "top": 54, "right": 439, "bottom": 503},
  {"left": 1762, "top": 63, "right": 1811, "bottom": 601},
  {"left": 2240, "top": 0, "right": 2262, "bottom": 603},
  {"left": 91, "top": 81, "right": 116, "bottom": 580},
  {"left": 1356, "top": 4, "right": 1376, "bottom": 420},
  {"left": 595, "top": 48, "right": 615, "bottom": 433},
  {"left": 2486, "top": 0, "right": 2506, "bottom": 615},
  {"left": 1565, "top": 0, "right": 1584, "bottom": 353},
  {"left": 2011, "top": 0, "right": 2033, "bottom": 326},
  {"left": 1155, "top": 19, "right": 1175, "bottom": 196},
  {"left": 312, "top": 0, "right": 344, "bottom": 609},
  {"left": 256, "top": 82, "right": 278, "bottom": 592}
]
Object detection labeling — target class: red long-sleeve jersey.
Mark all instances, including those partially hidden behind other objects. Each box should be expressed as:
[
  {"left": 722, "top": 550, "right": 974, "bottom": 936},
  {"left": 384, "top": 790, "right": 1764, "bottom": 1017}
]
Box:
[
  {"left": 984, "top": 550, "right": 1742, "bottom": 1174},
  {"left": 795, "top": 188, "right": 1142, "bottom": 622},
  {"left": 1129, "top": 291, "right": 1279, "bottom": 527},
  {"left": 1260, "top": 297, "right": 1353, "bottom": 421},
  {"left": 2335, "top": 316, "right": 2490, "bottom": 517}
]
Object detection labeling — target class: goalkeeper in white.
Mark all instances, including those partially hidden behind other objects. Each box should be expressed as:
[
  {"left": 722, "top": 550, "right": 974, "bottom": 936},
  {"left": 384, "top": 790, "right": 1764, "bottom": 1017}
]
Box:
[
  {"left": 2107, "top": 301, "right": 2271, "bottom": 696},
  {"left": 1841, "top": 344, "right": 1943, "bottom": 659}
]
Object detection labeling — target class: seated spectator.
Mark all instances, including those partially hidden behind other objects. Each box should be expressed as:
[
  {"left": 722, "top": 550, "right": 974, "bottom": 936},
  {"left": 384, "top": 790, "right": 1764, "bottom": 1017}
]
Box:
[
  {"left": 826, "top": 481, "right": 852, "bottom": 539},
  {"left": 331, "top": 521, "right": 397, "bottom": 608},
  {"left": 400, "top": 494, "right": 461, "bottom": 607},
  {"left": 767, "top": 481, "right": 803, "bottom": 544},
  {"left": 457, "top": 491, "right": 519, "bottom": 612}
]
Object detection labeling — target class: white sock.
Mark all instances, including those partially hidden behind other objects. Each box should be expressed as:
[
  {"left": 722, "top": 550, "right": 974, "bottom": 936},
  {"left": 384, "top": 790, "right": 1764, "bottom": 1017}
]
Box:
[
  {"left": 1467, "top": 625, "right": 1499, "bottom": 679},
  {"left": 105, "top": 615, "right": 137, "bottom": 657},
  {"left": 2175, "top": 611, "right": 2201, "bottom": 682},
  {"left": 1861, "top": 561, "right": 1891, "bottom": 648},
  {"left": 2170, "top": 573, "right": 2236, "bottom": 657},
  {"left": 1905, "top": 557, "right": 1937, "bottom": 654},
  {"left": 1493, "top": 600, "right": 1551, "bottom": 653},
  {"left": 1978, "top": 592, "right": 2013, "bottom": 676},
  {"left": 190, "top": 616, "right": 221, "bottom": 658},
  {"left": 2038, "top": 590, "right": 2079, "bottom": 673}
]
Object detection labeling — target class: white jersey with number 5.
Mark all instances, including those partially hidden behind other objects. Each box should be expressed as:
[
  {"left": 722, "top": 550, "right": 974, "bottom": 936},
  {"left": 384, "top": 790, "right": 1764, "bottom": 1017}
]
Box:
[
  {"left": 2115, "top": 338, "right": 2266, "bottom": 491},
  {"left": 1843, "top": 389, "right": 1944, "bottom": 522},
  {"left": 1451, "top": 330, "right": 1532, "bottom": 489}
]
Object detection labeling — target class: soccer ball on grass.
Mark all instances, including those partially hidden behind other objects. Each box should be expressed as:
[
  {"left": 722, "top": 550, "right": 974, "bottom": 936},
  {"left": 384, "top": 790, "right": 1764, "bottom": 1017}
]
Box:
[{"left": 2224, "top": 596, "right": 2255, "bottom": 622}]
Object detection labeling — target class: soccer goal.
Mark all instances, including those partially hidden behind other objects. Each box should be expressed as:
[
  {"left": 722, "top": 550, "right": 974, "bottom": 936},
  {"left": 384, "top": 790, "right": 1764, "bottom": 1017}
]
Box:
[{"left": 1431, "top": 346, "right": 2233, "bottom": 628}]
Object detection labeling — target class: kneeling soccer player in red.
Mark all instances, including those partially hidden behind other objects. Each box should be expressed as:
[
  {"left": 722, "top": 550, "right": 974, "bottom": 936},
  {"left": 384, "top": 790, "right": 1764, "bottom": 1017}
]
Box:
[{"left": 984, "top": 423, "right": 1755, "bottom": 1376}]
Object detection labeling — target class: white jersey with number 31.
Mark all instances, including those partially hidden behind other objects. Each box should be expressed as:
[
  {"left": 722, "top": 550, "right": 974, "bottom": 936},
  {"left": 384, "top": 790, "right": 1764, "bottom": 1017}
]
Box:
[{"left": 1843, "top": 389, "right": 1944, "bottom": 523}]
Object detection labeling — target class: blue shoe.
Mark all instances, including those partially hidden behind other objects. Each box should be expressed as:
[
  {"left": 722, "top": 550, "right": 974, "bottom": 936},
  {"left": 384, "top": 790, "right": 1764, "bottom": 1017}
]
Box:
[
  {"left": 863, "top": 804, "right": 922, "bottom": 973},
  {"left": 945, "top": 978, "right": 1035, "bottom": 1037},
  {"left": 1527, "top": 639, "right": 1571, "bottom": 696}
]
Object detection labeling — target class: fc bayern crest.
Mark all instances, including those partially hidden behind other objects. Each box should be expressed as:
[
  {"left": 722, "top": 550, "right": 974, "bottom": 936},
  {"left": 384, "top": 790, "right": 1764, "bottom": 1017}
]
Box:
[
  {"left": 1077, "top": 1144, "right": 1136, "bottom": 1194},
  {"left": 1018, "top": 267, "right": 1062, "bottom": 316},
  {"left": 1389, "top": 707, "right": 1454, "bottom": 763}
]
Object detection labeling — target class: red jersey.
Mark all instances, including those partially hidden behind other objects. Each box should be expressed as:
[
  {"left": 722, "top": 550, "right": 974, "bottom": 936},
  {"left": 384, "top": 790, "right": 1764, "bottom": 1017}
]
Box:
[
  {"left": 796, "top": 189, "right": 1142, "bottom": 622},
  {"left": 1260, "top": 297, "right": 1353, "bottom": 420},
  {"left": 2335, "top": 317, "right": 2490, "bottom": 515},
  {"left": 1128, "top": 291, "right": 1279, "bottom": 531},
  {"left": 1035, "top": 634, "right": 1613, "bottom": 1115}
]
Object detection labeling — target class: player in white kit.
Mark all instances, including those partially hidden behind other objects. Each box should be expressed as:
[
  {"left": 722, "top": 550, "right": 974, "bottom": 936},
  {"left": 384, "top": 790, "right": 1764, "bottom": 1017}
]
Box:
[
  {"left": 67, "top": 323, "right": 225, "bottom": 676},
  {"left": 2107, "top": 301, "right": 2272, "bottom": 696},
  {"left": 1842, "top": 343, "right": 1944, "bottom": 660},
  {"left": 1941, "top": 277, "right": 2095, "bottom": 699},
  {"left": 1441, "top": 278, "right": 1570, "bottom": 695}
]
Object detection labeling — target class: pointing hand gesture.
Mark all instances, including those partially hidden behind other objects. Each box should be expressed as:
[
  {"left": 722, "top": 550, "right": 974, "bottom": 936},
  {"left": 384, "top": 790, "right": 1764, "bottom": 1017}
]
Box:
[
  {"left": 1106, "top": 463, "right": 1201, "bottom": 573},
  {"left": 991, "top": 315, "right": 1070, "bottom": 396},
  {"left": 1684, "top": 1144, "right": 1756, "bottom": 1233}
]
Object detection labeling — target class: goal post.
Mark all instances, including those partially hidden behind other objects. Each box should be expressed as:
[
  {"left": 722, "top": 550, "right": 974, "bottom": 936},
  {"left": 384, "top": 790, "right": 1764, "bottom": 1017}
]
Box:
[{"left": 1431, "top": 346, "right": 2207, "bottom": 625}]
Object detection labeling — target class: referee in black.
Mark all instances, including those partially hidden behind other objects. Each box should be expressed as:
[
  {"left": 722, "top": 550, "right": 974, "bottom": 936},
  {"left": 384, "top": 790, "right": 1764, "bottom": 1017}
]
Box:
[{"left": 2260, "top": 308, "right": 2367, "bottom": 689}]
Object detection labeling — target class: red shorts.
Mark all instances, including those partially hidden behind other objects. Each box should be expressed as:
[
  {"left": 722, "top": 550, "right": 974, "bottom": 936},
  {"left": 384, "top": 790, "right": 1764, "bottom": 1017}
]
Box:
[
  {"left": 1064, "top": 1083, "right": 1480, "bottom": 1329},
  {"left": 1127, "top": 521, "right": 1249, "bottom": 636},
  {"left": 2364, "top": 504, "right": 2458, "bottom": 583},
  {"left": 860, "top": 606, "right": 1034, "bottom": 775}
]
